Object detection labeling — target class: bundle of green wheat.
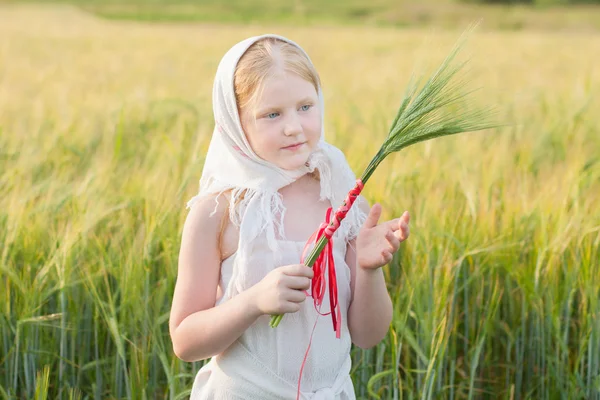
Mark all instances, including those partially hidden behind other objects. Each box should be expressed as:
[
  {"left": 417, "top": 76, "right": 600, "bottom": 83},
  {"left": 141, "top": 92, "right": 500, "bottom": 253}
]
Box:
[{"left": 270, "top": 27, "right": 497, "bottom": 330}]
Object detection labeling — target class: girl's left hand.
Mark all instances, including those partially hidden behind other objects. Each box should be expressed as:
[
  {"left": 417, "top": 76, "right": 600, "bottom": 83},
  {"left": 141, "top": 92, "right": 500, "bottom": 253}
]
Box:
[{"left": 356, "top": 204, "right": 410, "bottom": 270}]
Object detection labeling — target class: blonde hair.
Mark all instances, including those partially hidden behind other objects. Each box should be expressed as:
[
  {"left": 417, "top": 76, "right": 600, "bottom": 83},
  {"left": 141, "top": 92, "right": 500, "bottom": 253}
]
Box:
[
  {"left": 219, "top": 38, "right": 322, "bottom": 254},
  {"left": 234, "top": 37, "right": 321, "bottom": 113}
]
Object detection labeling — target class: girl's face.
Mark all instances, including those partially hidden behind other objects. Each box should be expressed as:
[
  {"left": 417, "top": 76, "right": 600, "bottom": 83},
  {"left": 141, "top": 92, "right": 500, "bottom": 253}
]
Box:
[{"left": 240, "top": 71, "right": 321, "bottom": 171}]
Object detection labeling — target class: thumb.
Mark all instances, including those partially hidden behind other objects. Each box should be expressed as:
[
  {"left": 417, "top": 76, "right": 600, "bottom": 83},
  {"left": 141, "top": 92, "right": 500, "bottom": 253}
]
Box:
[{"left": 363, "top": 203, "right": 382, "bottom": 229}]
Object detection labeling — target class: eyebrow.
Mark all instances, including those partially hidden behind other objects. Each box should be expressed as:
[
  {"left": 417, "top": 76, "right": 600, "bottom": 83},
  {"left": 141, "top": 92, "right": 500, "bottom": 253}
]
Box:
[
  {"left": 257, "top": 98, "right": 316, "bottom": 114},
  {"left": 256, "top": 106, "right": 280, "bottom": 116},
  {"left": 296, "top": 97, "right": 315, "bottom": 105}
]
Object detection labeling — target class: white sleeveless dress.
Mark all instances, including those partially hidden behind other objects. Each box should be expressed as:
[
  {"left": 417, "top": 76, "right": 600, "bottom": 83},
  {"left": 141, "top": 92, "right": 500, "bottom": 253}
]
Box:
[{"left": 190, "top": 235, "right": 356, "bottom": 400}]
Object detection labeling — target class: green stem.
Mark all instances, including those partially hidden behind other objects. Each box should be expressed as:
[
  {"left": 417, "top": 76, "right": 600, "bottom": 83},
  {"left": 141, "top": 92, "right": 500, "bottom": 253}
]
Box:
[
  {"left": 269, "top": 145, "right": 387, "bottom": 328},
  {"left": 269, "top": 235, "right": 329, "bottom": 327},
  {"left": 360, "top": 147, "right": 386, "bottom": 184}
]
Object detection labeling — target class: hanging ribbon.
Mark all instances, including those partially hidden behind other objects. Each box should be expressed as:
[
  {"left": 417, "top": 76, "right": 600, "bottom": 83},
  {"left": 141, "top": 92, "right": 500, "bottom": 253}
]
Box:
[{"left": 296, "top": 179, "right": 364, "bottom": 400}]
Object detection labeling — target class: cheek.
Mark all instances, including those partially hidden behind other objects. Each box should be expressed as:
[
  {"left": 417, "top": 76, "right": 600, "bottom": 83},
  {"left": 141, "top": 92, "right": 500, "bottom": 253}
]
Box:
[
  {"left": 306, "top": 114, "right": 322, "bottom": 143},
  {"left": 241, "top": 117, "right": 258, "bottom": 148},
  {"left": 253, "top": 123, "right": 281, "bottom": 155}
]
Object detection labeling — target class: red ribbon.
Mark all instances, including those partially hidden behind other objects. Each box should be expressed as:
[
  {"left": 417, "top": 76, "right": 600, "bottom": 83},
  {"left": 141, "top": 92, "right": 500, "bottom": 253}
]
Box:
[{"left": 296, "top": 179, "right": 364, "bottom": 399}]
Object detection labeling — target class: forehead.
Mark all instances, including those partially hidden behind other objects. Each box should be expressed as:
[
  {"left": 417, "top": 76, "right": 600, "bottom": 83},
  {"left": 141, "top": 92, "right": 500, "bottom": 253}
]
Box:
[{"left": 256, "top": 71, "right": 318, "bottom": 105}]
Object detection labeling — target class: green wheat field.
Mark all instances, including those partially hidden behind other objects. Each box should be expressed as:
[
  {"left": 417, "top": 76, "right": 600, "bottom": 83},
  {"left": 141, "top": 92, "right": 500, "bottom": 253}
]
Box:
[{"left": 1, "top": 4, "right": 599, "bottom": 400}]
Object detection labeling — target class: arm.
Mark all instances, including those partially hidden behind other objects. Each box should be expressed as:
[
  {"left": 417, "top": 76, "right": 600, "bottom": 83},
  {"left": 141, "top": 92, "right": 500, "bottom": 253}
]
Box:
[
  {"left": 169, "top": 195, "right": 262, "bottom": 362},
  {"left": 346, "top": 199, "right": 393, "bottom": 349},
  {"left": 346, "top": 197, "right": 410, "bottom": 349}
]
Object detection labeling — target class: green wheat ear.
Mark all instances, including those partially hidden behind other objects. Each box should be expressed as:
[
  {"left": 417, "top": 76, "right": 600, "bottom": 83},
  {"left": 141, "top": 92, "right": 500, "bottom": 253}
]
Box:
[
  {"left": 271, "top": 23, "right": 501, "bottom": 329},
  {"left": 362, "top": 23, "right": 501, "bottom": 183}
]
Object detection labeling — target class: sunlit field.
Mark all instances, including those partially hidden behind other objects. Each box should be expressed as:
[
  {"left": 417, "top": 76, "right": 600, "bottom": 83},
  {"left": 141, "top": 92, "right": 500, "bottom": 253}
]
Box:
[{"left": 1, "top": 5, "right": 599, "bottom": 399}]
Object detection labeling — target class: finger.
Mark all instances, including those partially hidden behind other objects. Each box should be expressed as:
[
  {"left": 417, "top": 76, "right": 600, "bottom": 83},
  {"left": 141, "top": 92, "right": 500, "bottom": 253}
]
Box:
[
  {"left": 287, "top": 276, "right": 312, "bottom": 290},
  {"left": 394, "top": 222, "right": 410, "bottom": 241},
  {"left": 387, "top": 212, "right": 409, "bottom": 231},
  {"left": 299, "top": 265, "right": 314, "bottom": 279},
  {"left": 386, "top": 218, "right": 402, "bottom": 232},
  {"left": 363, "top": 203, "right": 382, "bottom": 229},
  {"left": 281, "top": 303, "right": 301, "bottom": 314},
  {"left": 386, "top": 230, "right": 400, "bottom": 250},
  {"left": 381, "top": 250, "right": 393, "bottom": 264},
  {"left": 403, "top": 211, "right": 410, "bottom": 224},
  {"left": 287, "top": 289, "right": 308, "bottom": 303},
  {"left": 283, "top": 264, "right": 314, "bottom": 279}
]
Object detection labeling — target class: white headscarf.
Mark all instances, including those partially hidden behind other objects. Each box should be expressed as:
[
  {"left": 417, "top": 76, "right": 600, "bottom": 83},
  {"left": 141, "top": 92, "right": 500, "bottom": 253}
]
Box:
[{"left": 187, "top": 34, "right": 366, "bottom": 298}]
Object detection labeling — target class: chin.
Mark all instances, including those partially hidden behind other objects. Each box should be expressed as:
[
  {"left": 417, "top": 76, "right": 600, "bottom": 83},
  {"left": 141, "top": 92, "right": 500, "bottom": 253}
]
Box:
[
  {"left": 278, "top": 156, "right": 311, "bottom": 171},
  {"left": 279, "top": 162, "right": 308, "bottom": 171}
]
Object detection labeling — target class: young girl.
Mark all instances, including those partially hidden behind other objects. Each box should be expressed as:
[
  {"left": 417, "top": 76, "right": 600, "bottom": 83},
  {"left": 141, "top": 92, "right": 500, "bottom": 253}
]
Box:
[{"left": 169, "top": 34, "right": 410, "bottom": 400}]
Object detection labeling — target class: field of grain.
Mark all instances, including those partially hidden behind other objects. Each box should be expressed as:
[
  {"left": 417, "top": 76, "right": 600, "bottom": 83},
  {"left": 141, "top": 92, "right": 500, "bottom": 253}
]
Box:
[{"left": 1, "top": 4, "right": 599, "bottom": 399}]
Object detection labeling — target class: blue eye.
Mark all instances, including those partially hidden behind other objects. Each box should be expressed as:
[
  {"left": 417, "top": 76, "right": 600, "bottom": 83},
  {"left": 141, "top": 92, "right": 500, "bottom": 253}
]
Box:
[
  {"left": 300, "top": 105, "right": 312, "bottom": 111},
  {"left": 266, "top": 112, "right": 279, "bottom": 119}
]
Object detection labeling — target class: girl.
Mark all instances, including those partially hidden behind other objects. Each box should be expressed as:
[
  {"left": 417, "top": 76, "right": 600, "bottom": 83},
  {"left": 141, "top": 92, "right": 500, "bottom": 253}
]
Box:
[{"left": 169, "top": 34, "right": 410, "bottom": 400}]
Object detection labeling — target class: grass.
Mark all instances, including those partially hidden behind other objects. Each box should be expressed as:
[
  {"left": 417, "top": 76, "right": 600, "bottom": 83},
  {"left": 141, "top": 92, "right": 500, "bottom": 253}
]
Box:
[
  {"left": 1, "top": 4, "right": 600, "bottom": 399},
  {"left": 4, "top": 0, "right": 600, "bottom": 31}
]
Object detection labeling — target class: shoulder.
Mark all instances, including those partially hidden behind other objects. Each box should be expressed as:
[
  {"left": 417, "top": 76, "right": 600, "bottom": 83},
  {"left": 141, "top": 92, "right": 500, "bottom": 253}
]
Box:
[
  {"left": 184, "top": 193, "right": 229, "bottom": 237},
  {"left": 184, "top": 192, "right": 238, "bottom": 261}
]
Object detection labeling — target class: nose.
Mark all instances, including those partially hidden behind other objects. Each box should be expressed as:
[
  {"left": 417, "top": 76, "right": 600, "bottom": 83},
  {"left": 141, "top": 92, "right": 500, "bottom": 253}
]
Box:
[{"left": 283, "top": 112, "right": 303, "bottom": 136}]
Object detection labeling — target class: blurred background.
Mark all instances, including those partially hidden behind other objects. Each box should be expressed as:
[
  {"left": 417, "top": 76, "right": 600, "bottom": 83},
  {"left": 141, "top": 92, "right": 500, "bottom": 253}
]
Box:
[{"left": 0, "top": 0, "right": 599, "bottom": 399}]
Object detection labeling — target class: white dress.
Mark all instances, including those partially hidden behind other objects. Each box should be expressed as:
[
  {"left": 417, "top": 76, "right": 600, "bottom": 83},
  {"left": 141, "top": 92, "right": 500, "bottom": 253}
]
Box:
[{"left": 190, "top": 235, "right": 356, "bottom": 400}]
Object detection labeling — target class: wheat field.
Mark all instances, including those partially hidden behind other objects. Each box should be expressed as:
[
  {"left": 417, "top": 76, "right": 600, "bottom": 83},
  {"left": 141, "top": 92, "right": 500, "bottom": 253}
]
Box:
[{"left": 1, "top": 4, "right": 599, "bottom": 399}]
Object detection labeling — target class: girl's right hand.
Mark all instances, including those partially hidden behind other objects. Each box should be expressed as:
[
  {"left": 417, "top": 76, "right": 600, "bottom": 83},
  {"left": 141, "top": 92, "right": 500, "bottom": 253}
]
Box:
[{"left": 250, "top": 264, "right": 314, "bottom": 316}]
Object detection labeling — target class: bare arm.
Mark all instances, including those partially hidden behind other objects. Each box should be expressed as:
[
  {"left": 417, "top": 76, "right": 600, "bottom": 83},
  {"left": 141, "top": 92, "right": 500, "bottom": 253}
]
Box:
[
  {"left": 169, "top": 195, "right": 314, "bottom": 362},
  {"left": 346, "top": 199, "right": 394, "bottom": 349},
  {"left": 169, "top": 196, "right": 262, "bottom": 362}
]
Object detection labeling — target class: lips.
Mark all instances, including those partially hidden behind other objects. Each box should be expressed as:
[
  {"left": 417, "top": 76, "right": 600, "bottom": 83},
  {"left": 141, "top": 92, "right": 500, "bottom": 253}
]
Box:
[{"left": 282, "top": 142, "right": 306, "bottom": 150}]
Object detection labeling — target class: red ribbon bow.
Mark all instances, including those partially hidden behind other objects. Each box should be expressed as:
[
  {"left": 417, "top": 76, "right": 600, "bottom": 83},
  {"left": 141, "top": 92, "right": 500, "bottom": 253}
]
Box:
[
  {"left": 296, "top": 179, "right": 364, "bottom": 399},
  {"left": 301, "top": 207, "right": 341, "bottom": 336}
]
